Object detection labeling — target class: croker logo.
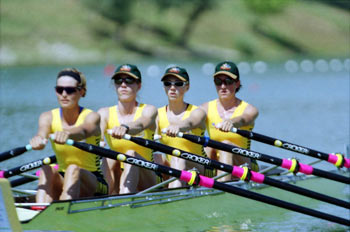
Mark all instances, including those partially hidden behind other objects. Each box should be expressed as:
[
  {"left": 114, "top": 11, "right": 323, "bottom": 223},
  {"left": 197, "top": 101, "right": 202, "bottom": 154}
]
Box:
[
  {"left": 220, "top": 63, "right": 231, "bottom": 70},
  {"left": 120, "top": 65, "right": 131, "bottom": 72},
  {"left": 169, "top": 67, "right": 180, "bottom": 73}
]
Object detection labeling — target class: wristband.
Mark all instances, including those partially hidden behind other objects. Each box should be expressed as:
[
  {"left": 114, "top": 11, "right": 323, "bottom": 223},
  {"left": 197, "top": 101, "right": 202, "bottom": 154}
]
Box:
[{"left": 120, "top": 124, "right": 130, "bottom": 133}]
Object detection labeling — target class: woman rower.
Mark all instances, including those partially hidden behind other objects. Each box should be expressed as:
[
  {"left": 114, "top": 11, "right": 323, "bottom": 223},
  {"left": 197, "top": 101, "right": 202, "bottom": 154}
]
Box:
[
  {"left": 29, "top": 68, "right": 108, "bottom": 203},
  {"left": 155, "top": 66, "right": 207, "bottom": 188},
  {"left": 201, "top": 61, "right": 259, "bottom": 181},
  {"left": 98, "top": 64, "right": 157, "bottom": 194}
]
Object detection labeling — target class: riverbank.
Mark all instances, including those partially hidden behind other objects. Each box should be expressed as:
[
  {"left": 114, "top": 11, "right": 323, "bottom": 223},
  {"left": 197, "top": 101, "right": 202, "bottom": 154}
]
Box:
[{"left": 1, "top": 0, "right": 349, "bottom": 67}]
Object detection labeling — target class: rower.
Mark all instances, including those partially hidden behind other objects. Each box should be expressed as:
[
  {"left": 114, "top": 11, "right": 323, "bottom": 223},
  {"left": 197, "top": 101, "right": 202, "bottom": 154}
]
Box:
[
  {"left": 29, "top": 68, "right": 108, "bottom": 203},
  {"left": 154, "top": 66, "right": 208, "bottom": 188},
  {"left": 201, "top": 61, "right": 259, "bottom": 181},
  {"left": 98, "top": 64, "right": 157, "bottom": 194}
]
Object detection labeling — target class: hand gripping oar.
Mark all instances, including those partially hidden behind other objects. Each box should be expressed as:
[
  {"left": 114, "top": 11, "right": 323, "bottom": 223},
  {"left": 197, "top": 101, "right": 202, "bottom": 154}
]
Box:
[
  {"left": 64, "top": 139, "right": 350, "bottom": 227},
  {"left": 0, "top": 145, "right": 32, "bottom": 162},
  {"left": 175, "top": 133, "right": 350, "bottom": 184},
  {"left": 230, "top": 127, "right": 350, "bottom": 169},
  {"left": 0, "top": 155, "right": 56, "bottom": 179},
  {"left": 121, "top": 134, "right": 349, "bottom": 209}
]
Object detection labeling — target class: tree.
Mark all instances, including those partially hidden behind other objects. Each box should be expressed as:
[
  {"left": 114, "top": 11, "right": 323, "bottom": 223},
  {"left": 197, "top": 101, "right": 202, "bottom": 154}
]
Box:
[{"left": 244, "top": 0, "right": 305, "bottom": 54}]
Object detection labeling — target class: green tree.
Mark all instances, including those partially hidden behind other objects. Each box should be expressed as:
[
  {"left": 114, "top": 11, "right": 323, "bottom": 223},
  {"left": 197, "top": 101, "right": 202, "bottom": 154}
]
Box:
[
  {"left": 83, "top": 0, "right": 213, "bottom": 55},
  {"left": 83, "top": 0, "right": 133, "bottom": 41},
  {"left": 244, "top": 0, "right": 305, "bottom": 54}
]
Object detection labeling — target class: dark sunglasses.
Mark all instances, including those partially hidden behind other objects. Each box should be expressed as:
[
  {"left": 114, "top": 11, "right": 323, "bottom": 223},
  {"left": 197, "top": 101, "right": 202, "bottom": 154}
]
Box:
[
  {"left": 55, "top": 86, "right": 80, "bottom": 95},
  {"left": 114, "top": 77, "right": 137, "bottom": 85},
  {"left": 163, "top": 81, "right": 188, "bottom": 87},
  {"left": 214, "top": 77, "right": 235, "bottom": 86}
]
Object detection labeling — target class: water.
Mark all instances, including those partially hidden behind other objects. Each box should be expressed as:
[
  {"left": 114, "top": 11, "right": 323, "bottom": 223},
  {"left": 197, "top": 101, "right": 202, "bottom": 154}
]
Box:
[{"left": 0, "top": 60, "right": 349, "bottom": 231}]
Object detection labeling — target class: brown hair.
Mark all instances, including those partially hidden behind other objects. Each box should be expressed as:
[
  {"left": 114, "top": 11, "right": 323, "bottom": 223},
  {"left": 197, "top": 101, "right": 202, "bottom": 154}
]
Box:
[{"left": 57, "top": 68, "right": 87, "bottom": 97}]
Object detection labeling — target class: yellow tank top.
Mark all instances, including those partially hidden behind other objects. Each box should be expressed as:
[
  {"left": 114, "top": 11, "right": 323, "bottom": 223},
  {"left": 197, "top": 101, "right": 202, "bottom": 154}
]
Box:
[
  {"left": 158, "top": 104, "right": 206, "bottom": 161},
  {"left": 206, "top": 99, "right": 253, "bottom": 149},
  {"left": 50, "top": 108, "right": 101, "bottom": 172},
  {"left": 105, "top": 104, "right": 154, "bottom": 161}
]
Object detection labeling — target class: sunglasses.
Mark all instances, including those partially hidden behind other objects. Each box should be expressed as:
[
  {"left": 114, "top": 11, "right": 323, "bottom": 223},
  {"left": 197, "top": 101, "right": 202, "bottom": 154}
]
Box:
[
  {"left": 114, "top": 77, "right": 137, "bottom": 85},
  {"left": 163, "top": 81, "right": 188, "bottom": 87},
  {"left": 214, "top": 77, "right": 236, "bottom": 86},
  {"left": 55, "top": 86, "right": 80, "bottom": 95}
]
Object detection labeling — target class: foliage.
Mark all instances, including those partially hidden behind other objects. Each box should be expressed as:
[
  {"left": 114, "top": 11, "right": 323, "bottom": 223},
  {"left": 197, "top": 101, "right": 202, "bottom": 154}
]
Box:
[
  {"left": 244, "top": 0, "right": 292, "bottom": 15},
  {"left": 83, "top": 0, "right": 133, "bottom": 26}
]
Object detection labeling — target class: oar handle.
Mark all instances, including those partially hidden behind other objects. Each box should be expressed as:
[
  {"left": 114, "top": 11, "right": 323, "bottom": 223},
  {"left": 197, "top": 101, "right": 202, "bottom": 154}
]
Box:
[
  {"left": 106, "top": 129, "right": 163, "bottom": 141},
  {"left": 160, "top": 128, "right": 184, "bottom": 137},
  {"left": 0, "top": 144, "right": 33, "bottom": 162}
]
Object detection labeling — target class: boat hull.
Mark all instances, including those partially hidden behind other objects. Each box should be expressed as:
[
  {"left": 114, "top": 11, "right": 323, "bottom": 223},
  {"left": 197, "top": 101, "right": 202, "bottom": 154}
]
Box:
[{"left": 20, "top": 175, "right": 350, "bottom": 232}]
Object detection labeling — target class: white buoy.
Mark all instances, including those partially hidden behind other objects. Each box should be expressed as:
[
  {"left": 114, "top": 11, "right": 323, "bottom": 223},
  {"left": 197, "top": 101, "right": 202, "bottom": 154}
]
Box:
[
  {"left": 201, "top": 63, "right": 215, "bottom": 76},
  {"left": 315, "top": 59, "right": 328, "bottom": 72},
  {"left": 285, "top": 60, "right": 299, "bottom": 73},
  {"left": 238, "top": 62, "right": 251, "bottom": 75},
  {"left": 147, "top": 65, "right": 161, "bottom": 78},
  {"left": 329, "top": 59, "right": 343, "bottom": 72},
  {"left": 252, "top": 61, "right": 267, "bottom": 74},
  {"left": 300, "top": 60, "right": 314, "bottom": 72}
]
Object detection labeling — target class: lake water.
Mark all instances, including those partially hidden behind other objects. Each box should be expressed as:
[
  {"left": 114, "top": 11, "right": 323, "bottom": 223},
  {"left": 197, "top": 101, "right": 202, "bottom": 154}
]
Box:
[{"left": 0, "top": 59, "right": 349, "bottom": 231}]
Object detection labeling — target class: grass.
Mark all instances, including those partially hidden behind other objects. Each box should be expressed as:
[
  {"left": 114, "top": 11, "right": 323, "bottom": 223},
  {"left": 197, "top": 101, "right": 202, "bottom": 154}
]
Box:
[{"left": 1, "top": 0, "right": 349, "bottom": 66}]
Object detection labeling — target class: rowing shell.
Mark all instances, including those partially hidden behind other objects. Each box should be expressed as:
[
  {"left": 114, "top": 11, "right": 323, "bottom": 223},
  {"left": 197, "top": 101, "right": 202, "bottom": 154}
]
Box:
[{"left": 16, "top": 171, "right": 349, "bottom": 232}]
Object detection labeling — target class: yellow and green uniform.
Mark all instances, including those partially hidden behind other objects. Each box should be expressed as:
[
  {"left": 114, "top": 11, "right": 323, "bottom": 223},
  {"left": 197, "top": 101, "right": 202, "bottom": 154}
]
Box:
[
  {"left": 50, "top": 107, "right": 108, "bottom": 195},
  {"left": 157, "top": 104, "right": 206, "bottom": 161},
  {"left": 206, "top": 99, "right": 259, "bottom": 171},
  {"left": 105, "top": 104, "right": 154, "bottom": 162}
]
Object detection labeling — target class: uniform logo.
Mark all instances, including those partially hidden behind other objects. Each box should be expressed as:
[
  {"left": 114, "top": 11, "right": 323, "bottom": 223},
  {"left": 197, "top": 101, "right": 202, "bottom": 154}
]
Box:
[
  {"left": 120, "top": 65, "right": 131, "bottom": 72},
  {"left": 169, "top": 67, "right": 180, "bottom": 73},
  {"left": 220, "top": 63, "right": 231, "bottom": 71}
]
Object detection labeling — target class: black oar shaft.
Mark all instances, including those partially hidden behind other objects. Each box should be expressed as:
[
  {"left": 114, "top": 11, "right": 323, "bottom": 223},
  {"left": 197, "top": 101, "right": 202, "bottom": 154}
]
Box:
[
  {"left": 0, "top": 156, "right": 56, "bottom": 178},
  {"left": 0, "top": 145, "right": 31, "bottom": 162},
  {"left": 68, "top": 140, "right": 350, "bottom": 227},
  {"left": 233, "top": 129, "right": 350, "bottom": 168},
  {"left": 10, "top": 175, "right": 37, "bottom": 187},
  {"left": 127, "top": 136, "right": 349, "bottom": 209},
  {"left": 181, "top": 134, "right": 350, "bottom": 184},
  {"left": 212, "top": 181, "right": 350, "bottom": 226}
]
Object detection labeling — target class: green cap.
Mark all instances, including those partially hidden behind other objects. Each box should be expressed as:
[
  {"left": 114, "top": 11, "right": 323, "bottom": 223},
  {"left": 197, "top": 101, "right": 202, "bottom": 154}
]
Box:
[
  {"left": 112, "top": 64, "right": 141, "bottom": 81},
  {"left": 214, "top": 61, "right": 239, "bottom": 80},
  {"left": 161, "top": 66, "right": 189, "bottom": 82}
]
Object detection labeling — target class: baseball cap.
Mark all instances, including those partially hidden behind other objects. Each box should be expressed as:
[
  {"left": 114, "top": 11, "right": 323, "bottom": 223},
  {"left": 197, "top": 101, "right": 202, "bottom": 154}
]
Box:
[
  {"left": 214, "top": 61, "right": 239, "bottom": 80},
  {"left": 161, "top": 66, "right": 189, "bottom": 82},
  {"left": 111, "top": 64, "right": 141, "bottom": 81}
]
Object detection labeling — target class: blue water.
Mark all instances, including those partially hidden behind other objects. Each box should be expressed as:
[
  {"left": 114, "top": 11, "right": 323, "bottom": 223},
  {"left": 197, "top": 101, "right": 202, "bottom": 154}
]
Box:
[{"left": 0, "top": 60, "right": 349, "bottom": 231}]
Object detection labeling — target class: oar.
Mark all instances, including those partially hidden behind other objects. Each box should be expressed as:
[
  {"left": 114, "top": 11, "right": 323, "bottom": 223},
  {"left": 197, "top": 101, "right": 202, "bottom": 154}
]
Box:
[
  {"left": 230, "top": 127, "right": 350, "bottom": 169},
  {"left": 10, "top": 163, "right": 59, "bottom": 188},
  {"left": 64, "top": 139, "right": 350, "bottom": 227},
  {"left": 174, "top": 133, "right": 350, "bottom": 184},
  {"left": 0, "top": 145, "right": 32, "bottom": 162},
  {"left": 0, "top": 155, "right": 56, "bottom": 179},
  {"left": 121, "top": 134, "right": 349, "bottom": 209},
  {"left": 10, "top": 175, "right": 38, "bottom": 188}
]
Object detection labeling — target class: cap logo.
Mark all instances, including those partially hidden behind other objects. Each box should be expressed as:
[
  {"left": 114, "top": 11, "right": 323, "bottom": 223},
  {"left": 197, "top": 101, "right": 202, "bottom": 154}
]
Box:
[
  {"left": 220, "top": 63, "right": 231, "bottom": 70},
  {"left": 120, "top": 65, "right": 131, "bottom": 72},
  {"left": 169, "top": 67, "right": 180, "bottom": 73}
]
